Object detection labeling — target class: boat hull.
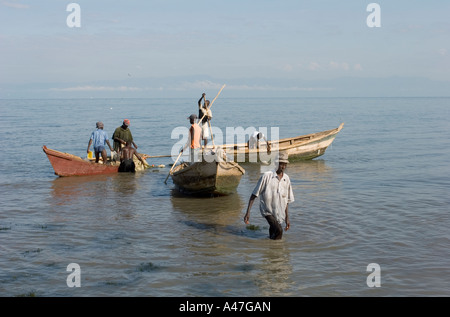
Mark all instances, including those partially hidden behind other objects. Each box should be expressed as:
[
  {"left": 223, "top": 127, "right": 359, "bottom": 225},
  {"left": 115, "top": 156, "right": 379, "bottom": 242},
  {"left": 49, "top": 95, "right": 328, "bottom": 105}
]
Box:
[
  {"left": 43, "top": 145, "right": 147, "bottom": 177},
  {"left": 171, "top": 160, "right": 245, "bottom": 195},
  {"left": 222, "top": 123, "right": 344, "bottom": 163}
]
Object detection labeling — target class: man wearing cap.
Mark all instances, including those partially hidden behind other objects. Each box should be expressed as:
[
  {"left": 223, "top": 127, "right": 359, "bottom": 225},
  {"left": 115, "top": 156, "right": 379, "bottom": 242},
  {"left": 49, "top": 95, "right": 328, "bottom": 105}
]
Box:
[
  {"left": 112, "top": 119, "right": 137, "bottom": 154},
  {"left": 87, "top": 121, "right": 114, "bottom": 164},
  {"left": 180, "top": 114, "right": 202, "bottom": 163},
  {"left": 244, "top": 152, "right": 294, "bottom": 240}
]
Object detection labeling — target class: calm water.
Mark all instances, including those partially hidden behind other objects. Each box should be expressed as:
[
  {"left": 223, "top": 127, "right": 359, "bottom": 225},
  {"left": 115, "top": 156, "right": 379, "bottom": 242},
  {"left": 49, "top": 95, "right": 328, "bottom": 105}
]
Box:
[{"left": 0, "top": 97, "right": 449, "bottom": 297}]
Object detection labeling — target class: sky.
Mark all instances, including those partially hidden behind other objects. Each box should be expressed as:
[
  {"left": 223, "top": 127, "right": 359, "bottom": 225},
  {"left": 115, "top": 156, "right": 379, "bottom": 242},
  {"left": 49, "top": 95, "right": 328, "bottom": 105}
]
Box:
[{"left": 0, "top": 0, "right": 449, "bottom": 98}]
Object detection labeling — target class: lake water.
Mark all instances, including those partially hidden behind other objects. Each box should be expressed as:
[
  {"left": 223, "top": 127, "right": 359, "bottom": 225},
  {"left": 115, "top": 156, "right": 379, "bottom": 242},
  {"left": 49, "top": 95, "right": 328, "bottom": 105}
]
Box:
[{"left": 0, "top": 97, "right": 449, "bottom": 297}]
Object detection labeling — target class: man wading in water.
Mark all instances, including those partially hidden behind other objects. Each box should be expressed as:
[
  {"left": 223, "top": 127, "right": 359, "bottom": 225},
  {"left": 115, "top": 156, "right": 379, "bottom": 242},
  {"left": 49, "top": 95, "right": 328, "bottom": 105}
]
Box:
[
  {"left": 244, "top": 152, "right": 294, "bottom": 240},
  {"left": 119, "top": 141, "right": 148, "bottom": 172}
]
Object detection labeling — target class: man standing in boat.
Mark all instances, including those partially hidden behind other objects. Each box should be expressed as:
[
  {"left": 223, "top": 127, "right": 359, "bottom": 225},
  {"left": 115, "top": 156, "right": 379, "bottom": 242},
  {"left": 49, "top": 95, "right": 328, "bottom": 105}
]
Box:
[
  {"left": 243, "top": 152, "right": 294, "bottom": 240},
  {"left": 198, "top": 93, "right": 212, "bottom": 148},
  {"left": 180, "top": 114, "right": 202, "bottom": 163},
  {"left": 87, "top": 121, "right": 114, "bottom": 164},
  {"left": 112, "top": 119, "right": 138, "bottom": 158},
  {"left": 248, "top": 131, "right": 271, "bottom": 152},
  {"left": 119, "top": 141, "right": 148, "bottom": 172}
]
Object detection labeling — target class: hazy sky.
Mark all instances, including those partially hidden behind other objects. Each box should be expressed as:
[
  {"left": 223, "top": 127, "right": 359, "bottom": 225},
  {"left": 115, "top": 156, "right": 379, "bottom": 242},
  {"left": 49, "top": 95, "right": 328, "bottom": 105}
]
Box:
[{"left": 1, "top": 0, "right": 449, "bottom": 98}]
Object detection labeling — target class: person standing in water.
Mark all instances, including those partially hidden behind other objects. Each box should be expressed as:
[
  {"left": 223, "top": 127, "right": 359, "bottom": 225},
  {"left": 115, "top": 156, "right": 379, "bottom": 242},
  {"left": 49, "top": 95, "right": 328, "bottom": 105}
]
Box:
[
  {"left": 119, "top": 141, "right": 148, "bottom": 172},
  {"left": 244, "top": 152, "right": 294, "bottom": 240}
]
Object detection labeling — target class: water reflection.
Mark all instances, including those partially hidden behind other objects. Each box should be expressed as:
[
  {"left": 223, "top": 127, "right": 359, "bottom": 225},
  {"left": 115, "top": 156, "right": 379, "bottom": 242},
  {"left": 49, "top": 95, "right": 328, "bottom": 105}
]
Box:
[
  {"left": 286, "top": 159, "right": 334, "bottom": 182},
  {"left": 255, "top": 241, "right": 294, "bottom": 296},
  {"left": 49, "top": 173, "right": 142, "bottom": 220},
  {"left": 109, "top": 173, "right": 145, "bottom": 220},
  {"left": 110, "top": 173, "right": 140, "bottom": 196},
  {"left": 170, "top": 191, "right": 244, "bottom": 228},
  {"left": 50, "top": 174, "right": 115, "bottom": 206},
  {"left": 239, "top": 163, "right": 271, "bottom": 184},
  {"left": 50, "top": 172, "right": 145, "bottom": 204}
]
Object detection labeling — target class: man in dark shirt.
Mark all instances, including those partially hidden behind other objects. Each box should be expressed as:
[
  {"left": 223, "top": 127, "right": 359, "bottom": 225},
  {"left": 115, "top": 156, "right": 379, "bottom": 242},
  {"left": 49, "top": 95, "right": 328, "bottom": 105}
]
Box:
[{"left": 112, "top": 119, "right": 138, "bottom": 154}]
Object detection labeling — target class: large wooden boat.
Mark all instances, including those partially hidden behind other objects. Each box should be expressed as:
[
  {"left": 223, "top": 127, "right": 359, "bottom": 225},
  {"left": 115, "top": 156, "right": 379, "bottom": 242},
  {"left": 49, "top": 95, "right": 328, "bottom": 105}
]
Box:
[
  {"left": 220, "top": 123, "right": 344, "bottom": 163},
  {"left": 170, "top": 160, "right": 245, "bottom": 196},
  {"left": 43, "top": 145, "right": 147, "bottom": 177}
]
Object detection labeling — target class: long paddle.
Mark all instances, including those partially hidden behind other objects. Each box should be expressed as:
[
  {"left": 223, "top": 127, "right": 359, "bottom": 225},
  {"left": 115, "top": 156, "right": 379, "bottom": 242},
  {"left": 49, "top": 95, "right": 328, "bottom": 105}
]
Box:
[
  {"left": 164, "top": 85, "right": 225, "bottom": 184},
  {"left": 164, "top": 151, "right": 182, "bottom": 184},
  {"left": 202, "top": 92, "right": 216, "bottom": 149},
  {"left": 141, "top": 154, "right": 173, "bottom": 159},
  {"left": 198, "top": 84, "right": 225, "bottom": 123},
  {"left": 200, "top": 85, "right": 225, "bottom": 151},
  {"left": 208, "top": 120, "right": 215, "bottom": 148}
]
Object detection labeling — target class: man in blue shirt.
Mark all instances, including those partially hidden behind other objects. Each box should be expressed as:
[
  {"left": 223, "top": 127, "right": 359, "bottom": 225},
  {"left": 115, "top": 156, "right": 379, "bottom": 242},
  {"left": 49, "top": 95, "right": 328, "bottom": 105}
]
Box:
[{"left": 87, "top": 122, "right": 114, "bottom": 164}]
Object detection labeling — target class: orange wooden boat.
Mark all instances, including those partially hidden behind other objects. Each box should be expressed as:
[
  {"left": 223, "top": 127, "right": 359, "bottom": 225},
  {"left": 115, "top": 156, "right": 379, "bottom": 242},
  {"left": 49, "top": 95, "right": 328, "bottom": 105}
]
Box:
[{"left": 43, "top": 145, "right": 119, "bottom": 176}]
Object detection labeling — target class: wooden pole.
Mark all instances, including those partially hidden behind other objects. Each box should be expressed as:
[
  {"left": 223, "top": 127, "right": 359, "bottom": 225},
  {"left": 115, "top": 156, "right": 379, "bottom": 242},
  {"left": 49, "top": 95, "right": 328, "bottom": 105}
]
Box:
[
  {"left": 141, "top": 154, "right": 173, "bottom": 159},
  {"left": 208, "top": 120, "right": 215, "bottom": 148},
  {"left": 198, "top": 84, "right": 225, "bottom": 123},
  {"left": 164, "top": 151, "right": 182, "bottom": 184},
  {"left": 165, "top": 85, "right": 225, "bottom": 184}
]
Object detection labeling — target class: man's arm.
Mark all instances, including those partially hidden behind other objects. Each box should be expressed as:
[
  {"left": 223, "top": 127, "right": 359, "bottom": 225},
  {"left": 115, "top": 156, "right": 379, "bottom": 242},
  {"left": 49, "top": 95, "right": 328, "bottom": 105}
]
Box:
[
  {"left": 198, "top": 93, "right": 205, "bottom": 107},
  {"left": 284, "top": 204, "right": 290, "bottom": 231},
  {"left": 191, "top": 125, "right": 196, "bottom": 147},
  {"left": 87, "top": 139, "right": 93, "bottom": 153},
  {"left": 128, "top": 130, "right": 137, "bottom": 149},
  {"left": 112, "top": 129, "right": 120, "bottom": 144},
  {"left": 133, "top": 150, "right": 149, "bottom": 166},
  {"left": 181, "top": 126, "right": 193, "bottom": 152},
  {"left": 114, "top": 136, "right": 125, "bottom": 145},
  {"left": 244, "top": 194, "right": 257, "bottom": 224},
  {"left": 106, "top": 140, "right": 113, "bottom": 152}
]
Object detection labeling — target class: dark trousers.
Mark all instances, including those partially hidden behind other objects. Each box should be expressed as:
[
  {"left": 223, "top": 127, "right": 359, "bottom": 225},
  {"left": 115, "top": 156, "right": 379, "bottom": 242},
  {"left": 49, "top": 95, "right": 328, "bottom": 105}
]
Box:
[
  {"left": 265, "top": 215, "right": 283, "bottom": 240},
  {"left": 119, "top": 159, "right": 135, "bottom": 173}
]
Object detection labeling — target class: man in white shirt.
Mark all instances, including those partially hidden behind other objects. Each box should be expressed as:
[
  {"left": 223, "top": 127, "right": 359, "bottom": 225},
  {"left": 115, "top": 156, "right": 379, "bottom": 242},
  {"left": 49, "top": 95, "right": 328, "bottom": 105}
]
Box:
[
  {"left": 244, "top": 152, "right": 294, "bottom": 240},
  {"left": 198, "top": 93, "right": 212, "bottom": 147},
  {"left": 248, "top": 131, "right": 271, "bottom": 152}
]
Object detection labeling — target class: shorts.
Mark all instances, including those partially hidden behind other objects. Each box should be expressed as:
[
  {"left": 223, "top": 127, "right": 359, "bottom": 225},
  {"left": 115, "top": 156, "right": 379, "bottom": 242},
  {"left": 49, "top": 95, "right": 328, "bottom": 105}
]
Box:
[
  {"left": 119, "top": 159, "right": 136, "bottom": 173},
  {"left": 94, "top": 145, "right": 105, "bottom": 153},
  {"left": 201, "top": 121, "right": 210, "bottom": 138}
]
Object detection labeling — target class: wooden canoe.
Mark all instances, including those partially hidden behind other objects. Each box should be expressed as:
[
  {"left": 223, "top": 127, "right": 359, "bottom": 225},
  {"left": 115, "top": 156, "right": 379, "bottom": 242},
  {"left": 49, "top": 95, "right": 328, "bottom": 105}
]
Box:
[
  {"left": 43, "top": 145, "right": 148, "bottom": 177},
  {"left": 219, "top": 123, "right": 344, "bottom": 163},
  {"left": 171, "top": 160, "right": 245, "bottom": 196}
]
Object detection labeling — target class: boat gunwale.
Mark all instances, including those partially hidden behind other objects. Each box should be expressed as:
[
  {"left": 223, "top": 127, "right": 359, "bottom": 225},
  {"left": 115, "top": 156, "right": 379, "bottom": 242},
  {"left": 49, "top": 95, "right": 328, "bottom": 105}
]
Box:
[
  {"left": 43, "top": 145, "right": 88, "bottom": 163},
  {"left": 171, "top": 160, "right": 245, "bottom": 177},
  {"left": 203, "top": 123, "right": 344, "bottom": 153}
]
